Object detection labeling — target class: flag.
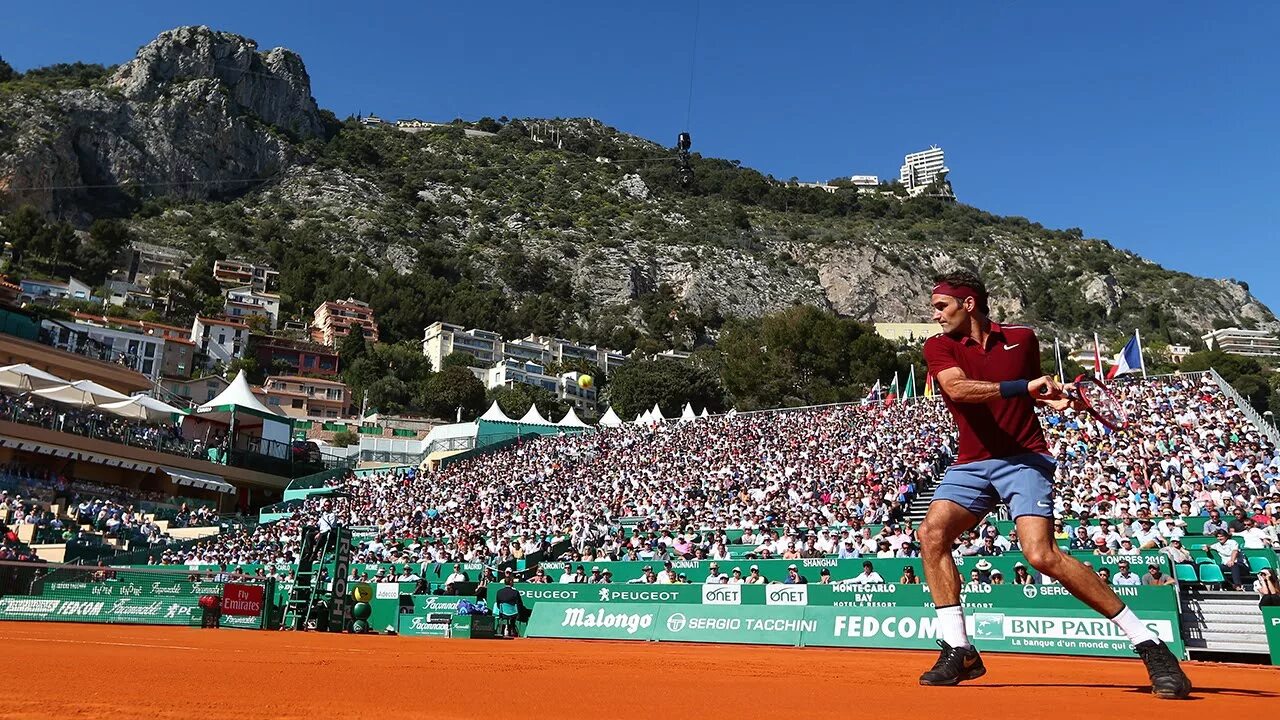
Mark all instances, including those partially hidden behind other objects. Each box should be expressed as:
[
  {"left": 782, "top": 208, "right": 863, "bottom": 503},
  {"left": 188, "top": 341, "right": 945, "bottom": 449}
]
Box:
[
  {"left": 924, "top": 373, "right": 935, "bottom": 398},
  {"left": 864, "top": 379, "right": 881, "bottom": 404},
  {"left": 904, "top": 366, "right": 916, "bottom": 400},
  {"left": 1107, "top": 332, "right": 1143, "bottom": 379},
  {"left": 1093, "top": 333, "right": 1104, "bottom": 377},
  {"left": 885, "top": 372, "right": 900, "bottom": 406}
]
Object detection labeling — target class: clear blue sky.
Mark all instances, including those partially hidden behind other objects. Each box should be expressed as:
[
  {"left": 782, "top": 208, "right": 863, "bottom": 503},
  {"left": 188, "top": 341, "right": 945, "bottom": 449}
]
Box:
[{"left": 4, "top": 2, "right": 1277, "bottom": 312}]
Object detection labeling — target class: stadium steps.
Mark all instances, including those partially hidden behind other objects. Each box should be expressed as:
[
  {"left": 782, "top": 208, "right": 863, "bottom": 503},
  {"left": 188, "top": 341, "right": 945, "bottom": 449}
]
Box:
[
  {"left": 906, "top": 488, "right": 936, "bottom": 524},
  {"left": 1178, "top": 590, "right": 1269, "bottom": 656}
]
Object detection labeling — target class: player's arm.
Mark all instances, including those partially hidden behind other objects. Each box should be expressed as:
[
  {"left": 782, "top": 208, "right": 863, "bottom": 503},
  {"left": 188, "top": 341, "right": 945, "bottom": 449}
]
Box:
[{"left": 934, "top": 366, "right": 1062, "bottom": 404}]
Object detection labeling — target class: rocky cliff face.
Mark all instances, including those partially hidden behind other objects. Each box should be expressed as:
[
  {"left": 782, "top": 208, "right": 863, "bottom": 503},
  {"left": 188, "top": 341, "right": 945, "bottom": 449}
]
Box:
[
  {"left": 0, "top": 26, "right": 325, "bottom": 220},
  {"left": 2, "top": 28, "right": 1275, "bottom": 345}
]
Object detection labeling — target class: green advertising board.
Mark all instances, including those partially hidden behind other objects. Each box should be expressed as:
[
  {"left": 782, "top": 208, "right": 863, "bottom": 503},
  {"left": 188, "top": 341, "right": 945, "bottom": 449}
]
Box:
[
  {"left": 802, "top": 606, "right": 1184, "bottom": 658},
  {"left": 0, "top": 578, "right": 272, "bottom": 628},
  {"left": 1264, "top": 606, "right": 1280, "bottom": 667},
  {"left": 525, "top": 602, "right": 1186, "bottom": 659},
  {"left": 495, "top": 581, "right": 1179, "bottom": 615}
]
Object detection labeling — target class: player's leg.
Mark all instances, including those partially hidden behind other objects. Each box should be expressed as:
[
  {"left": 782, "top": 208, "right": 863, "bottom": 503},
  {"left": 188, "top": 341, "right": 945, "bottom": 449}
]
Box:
[
  {"left": 1003, "top": 455, "right": 1191, "bottom": 699},
  {"left": 917, "top": 463, "right": 996, "bottom": 686}
]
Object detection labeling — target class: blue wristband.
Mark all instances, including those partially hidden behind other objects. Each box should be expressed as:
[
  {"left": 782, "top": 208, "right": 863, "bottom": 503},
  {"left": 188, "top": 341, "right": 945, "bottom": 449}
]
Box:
[{"left": 999, "top": 380, "right": 1029, "bottom": 398}]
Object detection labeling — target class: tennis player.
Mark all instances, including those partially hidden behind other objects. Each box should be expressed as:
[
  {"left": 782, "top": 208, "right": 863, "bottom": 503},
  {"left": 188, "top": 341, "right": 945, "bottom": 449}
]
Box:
[{"left": 917, "top": 270, "right": 1191, "bottom": 699}]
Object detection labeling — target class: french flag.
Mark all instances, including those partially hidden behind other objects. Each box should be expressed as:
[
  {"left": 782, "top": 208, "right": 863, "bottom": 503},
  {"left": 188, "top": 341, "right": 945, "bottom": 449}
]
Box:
[{"left": 1107, "top": 333, "right": 1144, "bottom": 379}]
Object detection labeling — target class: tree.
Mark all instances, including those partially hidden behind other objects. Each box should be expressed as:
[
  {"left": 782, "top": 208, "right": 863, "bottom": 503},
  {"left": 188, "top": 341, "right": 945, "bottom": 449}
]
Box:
[
  {"left": 0, "top": 55, "right": 16, "bottom": 83},
  {"left": 421, "top": 365, "right": 487, "bottom": 420},
  {"left": 224, "top": 356, "right": 264, "bottom": 385},
  {"left": 0, "top": 205, "right": 47, "bottom": 264},
  {"left": 76, "top": 219, "right": 131, "bottom": 285},
  {"left": 441, "top": 351, "right": 479, "bottom": 369},
  {"left": 1231, "top": 374, "right": 1272, "bottom": 413},
  {"left": 330, "top": 430, "right": 360, "bottom": 447},
  {"left": 605, "top": 359, "right": 725, "bottom": 419},
  {"left": 338, "top": 330, "right": 367, "bottom": 367}
]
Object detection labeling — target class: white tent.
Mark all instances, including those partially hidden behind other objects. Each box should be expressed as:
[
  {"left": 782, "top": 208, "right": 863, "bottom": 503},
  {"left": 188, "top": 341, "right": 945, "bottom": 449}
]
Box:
[
  {"left": 680, "top": 402, "right": 697, "bottom": 421},
  {"left": 699, "top": 407, "right": 711, "bottom": 418},
  {"left": 33, "top": 380, "right": 129, "bottom": 408},
  {"left": 99, "top": 395, "right": 186, "bottom": 422},
  {"left": 196, "top": 371, "right": 279, "bottom": 418},
  {"left": 557, "top": 407, "right": 590, "bottom": 428},
  {"left": 192, "top": 370, "right": 291, "bottom": 458},
  {"left": 598, "top": 407, "right": 623, "bottom": 427},
  {"left": 650, "top": 403, "right": 666, "bottom": 422},
  {"left": 479, "top": 400, "right": 513, "bottom": 422},
  {"left": 517, "top": 404, "right": 553, "bottom": 425},
  {"left": 633, "top": 409, "right": 650, "bottom": 426},
  {"left": 0, "top": 364, "right": 69, "bottom": 391}
]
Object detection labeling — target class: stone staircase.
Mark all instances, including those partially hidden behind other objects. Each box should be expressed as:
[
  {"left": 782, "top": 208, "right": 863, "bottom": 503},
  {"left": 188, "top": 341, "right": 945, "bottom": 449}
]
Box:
[{"left": 1178, "top": 589, "right": 1269, "bottom": 656}]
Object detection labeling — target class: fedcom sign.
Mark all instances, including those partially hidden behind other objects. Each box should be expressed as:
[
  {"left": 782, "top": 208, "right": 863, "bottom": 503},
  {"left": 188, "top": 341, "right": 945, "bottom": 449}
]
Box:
[
  {"left": 766, "top": 585, "right": 808, "bottom": 606},
  {"left": 701, "top": 585, "right": 742, "bottom": 605}
]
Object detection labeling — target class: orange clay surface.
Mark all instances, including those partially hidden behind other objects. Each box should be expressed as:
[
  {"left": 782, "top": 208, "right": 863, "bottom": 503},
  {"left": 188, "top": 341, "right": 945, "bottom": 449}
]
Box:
[{"left": 0, "top": 622, "right": 1276, "bottom": 720}]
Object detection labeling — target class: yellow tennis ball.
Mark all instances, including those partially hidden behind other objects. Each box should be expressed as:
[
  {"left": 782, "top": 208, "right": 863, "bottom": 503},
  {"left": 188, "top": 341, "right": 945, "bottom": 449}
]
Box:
[
  {"left": 351, "top": 583, "right": 373, "bottom": 603},
  {"left": 578, "top": 374, "right": 594, "bottom": 390}
]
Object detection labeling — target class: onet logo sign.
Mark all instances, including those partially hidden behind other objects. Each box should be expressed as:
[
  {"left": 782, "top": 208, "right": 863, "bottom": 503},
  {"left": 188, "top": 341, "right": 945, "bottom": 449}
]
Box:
[
  {"left": 766, "top": 585, "right": 808, "bottom": 606},
  {"left": 701, "top": 585, "right": 742, "bottom": 605}
]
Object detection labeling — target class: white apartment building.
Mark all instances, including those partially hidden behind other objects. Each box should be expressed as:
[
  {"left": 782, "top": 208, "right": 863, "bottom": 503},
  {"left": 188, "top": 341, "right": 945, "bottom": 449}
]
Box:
[
  {"left": 223, "top": 286, "right": 281, "bottom": 330},
  {"left": 213, "top": 259, "right": 278, "bottom": 292},
  {"left": 192, "top": 316, "right": 249, "bottom": 367},
  {"left": 40, "top": 319, "right": 167, "bottom": 381},
  {"left": 422, "top": 322, "right": 504, "bottom": 369},
  {"left": 422, "top": 322, "right": 631, "bottom": 375},
  {"left": 1202, "top": 327, "right": 1280, "bottom": 359},
  {"left": 474, "top": 359, "right": 598, "bottom": 412},
  {"left": 899, "top": 146, "right": 948, "bottom": 196}
]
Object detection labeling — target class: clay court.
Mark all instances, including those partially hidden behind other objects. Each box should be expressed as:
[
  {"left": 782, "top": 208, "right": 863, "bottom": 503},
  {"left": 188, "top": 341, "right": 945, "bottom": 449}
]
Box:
[{"left": 1, "top": 623, "right": 1275, "bottom": 719}]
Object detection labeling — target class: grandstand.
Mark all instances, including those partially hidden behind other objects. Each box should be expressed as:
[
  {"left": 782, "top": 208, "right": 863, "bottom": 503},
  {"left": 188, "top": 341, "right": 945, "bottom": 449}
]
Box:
[{"left": 1, "top": 366, "right": 1277, "bottom": 667}]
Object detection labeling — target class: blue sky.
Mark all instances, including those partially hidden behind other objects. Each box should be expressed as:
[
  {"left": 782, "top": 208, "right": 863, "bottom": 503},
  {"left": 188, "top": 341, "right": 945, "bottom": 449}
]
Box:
[{"left": 4, "top": 2, "right": 1277, "bottom": 312}]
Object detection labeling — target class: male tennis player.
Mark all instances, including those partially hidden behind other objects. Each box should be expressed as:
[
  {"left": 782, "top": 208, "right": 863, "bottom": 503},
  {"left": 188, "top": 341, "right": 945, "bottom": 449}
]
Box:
[{"left": 917, "top": 270, "right": 1191, "bottom": 699}]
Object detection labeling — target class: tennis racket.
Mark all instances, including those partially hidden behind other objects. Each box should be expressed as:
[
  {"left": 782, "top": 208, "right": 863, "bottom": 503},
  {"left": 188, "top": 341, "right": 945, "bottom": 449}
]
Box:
[{"left": 1069, "top": 373, "right": 1130, "bottom": 432}]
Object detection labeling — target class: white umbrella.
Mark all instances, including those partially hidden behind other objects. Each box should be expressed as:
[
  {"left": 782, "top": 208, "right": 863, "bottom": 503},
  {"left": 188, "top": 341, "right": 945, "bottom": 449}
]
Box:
[
  {"left": 99, "top": 395, "right": 185, "bottom": 422},
  {"left": 33, "top": 380, "right": 129, "bottom": 408},
  {"left": 0, "top": 363, "right": 69, "bottom": 391}
]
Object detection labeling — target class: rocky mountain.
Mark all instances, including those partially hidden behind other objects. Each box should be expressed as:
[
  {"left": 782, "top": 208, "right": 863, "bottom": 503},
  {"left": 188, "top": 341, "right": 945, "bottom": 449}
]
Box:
[
  {"left": 0, "top": 26, "right": 329, "bottom": 221},
  {"left": 0, "top": 27, "right": 1274, "bottom": 354}
]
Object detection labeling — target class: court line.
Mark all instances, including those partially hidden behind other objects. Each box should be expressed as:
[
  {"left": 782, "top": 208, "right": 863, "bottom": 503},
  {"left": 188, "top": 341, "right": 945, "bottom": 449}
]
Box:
[{"left": 0, "top": 636, "right": 202, "bottom": 651}]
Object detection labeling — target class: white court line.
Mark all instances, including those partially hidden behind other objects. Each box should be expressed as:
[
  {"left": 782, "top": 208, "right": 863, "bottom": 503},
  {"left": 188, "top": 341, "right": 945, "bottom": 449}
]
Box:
[{"left": 0, "top": 636, "right": 201, "bottom": 651}]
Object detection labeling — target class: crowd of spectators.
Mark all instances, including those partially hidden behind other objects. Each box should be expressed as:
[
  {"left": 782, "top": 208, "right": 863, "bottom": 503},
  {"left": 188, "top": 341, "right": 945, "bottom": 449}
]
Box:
[
  {"left": 17, "top": 371, "right": 1275, "bottom": 596},
  {"left": 156, "top": 400, "right": 955, "bottom": 570},
  {"left": 0, "top": 389, "right": 207, "bottom": 459},
  {"left": 0, "top": 461, "right": 219, "bottom": 552}
]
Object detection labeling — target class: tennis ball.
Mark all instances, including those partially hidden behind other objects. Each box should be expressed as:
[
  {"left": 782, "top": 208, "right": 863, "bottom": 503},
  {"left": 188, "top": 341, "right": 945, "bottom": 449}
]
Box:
[
  {"left": 352, "top": 602, "right": 371, "bottom": 620},
  {"left": 351, "top": 583, "right": 373, "bottom": 603},
  {"left": 578, "top": 374, "right": 594, "bottom": 390}
]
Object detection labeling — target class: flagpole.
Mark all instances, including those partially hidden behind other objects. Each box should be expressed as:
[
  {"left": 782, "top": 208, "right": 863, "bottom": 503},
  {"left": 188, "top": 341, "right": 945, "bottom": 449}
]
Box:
[
  {"left": 1054, "top": 338, "right": 1065, "bottom": 382},
  {"left": 1135, "top": 328, "right": 1146, "bottom": 378},
  {"left": 909, "top": 365, "right": 916, "bottom": 401},
  {"left": 1093, "top": 332, "right": 1103, "bottom": 377}
]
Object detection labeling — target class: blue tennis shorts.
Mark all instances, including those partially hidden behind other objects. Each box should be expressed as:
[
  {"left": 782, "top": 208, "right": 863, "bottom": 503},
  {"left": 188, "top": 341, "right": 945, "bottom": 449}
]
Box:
[{"left": 931, "top": 453, "right": 1056, "bottom": 520}]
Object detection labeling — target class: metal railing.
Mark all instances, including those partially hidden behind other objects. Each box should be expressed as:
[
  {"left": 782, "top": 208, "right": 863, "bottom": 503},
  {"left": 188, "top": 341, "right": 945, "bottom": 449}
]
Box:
[
  {"left": 0, "top": 395, "right": 206, "bottom": 459},
  {"left": 1206, "top": 367, "right": 1280, "bottom": 445}
]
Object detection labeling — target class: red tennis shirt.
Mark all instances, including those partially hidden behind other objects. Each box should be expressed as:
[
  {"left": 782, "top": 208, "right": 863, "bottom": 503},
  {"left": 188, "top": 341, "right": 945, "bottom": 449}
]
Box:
[{"left": 922, "top": 322, "right": 1049, "bottom": 465}]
